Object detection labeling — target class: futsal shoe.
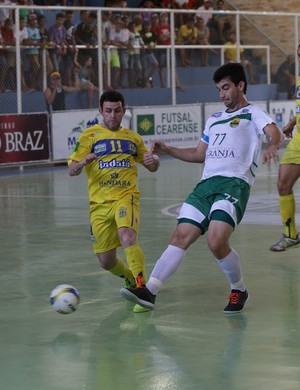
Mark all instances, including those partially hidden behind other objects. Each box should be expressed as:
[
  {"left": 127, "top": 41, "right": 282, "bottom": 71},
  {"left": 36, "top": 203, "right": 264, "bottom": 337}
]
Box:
[
  {"left": 224, "top": 290, "right": 249, "bottom": 314},
  {"left": 120, "top": 287, "right": 156, "bottom": 310}
]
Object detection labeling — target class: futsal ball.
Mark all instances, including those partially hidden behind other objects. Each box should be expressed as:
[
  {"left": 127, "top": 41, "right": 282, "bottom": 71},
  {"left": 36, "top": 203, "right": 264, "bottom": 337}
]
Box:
[{"left": 50, "top": 284, "right": 80, "bottom": 314}]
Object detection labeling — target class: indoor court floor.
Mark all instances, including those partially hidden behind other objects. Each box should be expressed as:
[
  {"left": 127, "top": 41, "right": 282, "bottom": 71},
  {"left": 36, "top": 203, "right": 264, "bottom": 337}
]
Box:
[{"left": 1, "top": 156, "right": 300, "bottom": 390}]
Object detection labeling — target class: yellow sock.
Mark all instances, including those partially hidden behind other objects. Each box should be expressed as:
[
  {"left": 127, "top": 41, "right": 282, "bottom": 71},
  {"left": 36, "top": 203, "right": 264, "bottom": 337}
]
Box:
[
  {"left": 109, "top": 257, "right": 134, "bottom": 281},
  {"left": 124, "top": 244, "right": 146, "bottom": 286},
  {"left": 279, "top": 194, "right": 298, "bottom": 238}
]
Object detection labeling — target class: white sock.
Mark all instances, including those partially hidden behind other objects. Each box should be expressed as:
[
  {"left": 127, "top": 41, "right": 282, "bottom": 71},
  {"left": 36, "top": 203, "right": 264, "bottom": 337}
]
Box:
[
  {"left": 146, "top": 245, "right": 186, "bottom": 295},
  {"left": 217, "top": 248, "right": 246, "bottom": 292}
]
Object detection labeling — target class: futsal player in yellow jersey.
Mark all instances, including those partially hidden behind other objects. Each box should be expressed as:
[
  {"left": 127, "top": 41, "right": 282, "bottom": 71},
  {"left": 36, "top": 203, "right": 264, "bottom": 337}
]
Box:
[
  {"left": 270, "top": 45, "right": 300, "bottom": 251},
  {"left": 68, "top": 91, "right": 160, "bottom": 311}
]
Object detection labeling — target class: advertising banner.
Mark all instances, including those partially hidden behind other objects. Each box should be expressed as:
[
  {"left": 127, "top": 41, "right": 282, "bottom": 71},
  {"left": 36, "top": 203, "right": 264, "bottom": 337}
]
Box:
[
  {"left": 269, "top": 100, "right": 295, "bottom": 129},
  {"left": 52, "top": 110, "right": 132, "bottom": 161},
  {"left": 0, "top": 113, "right": 49, "bottom": 164},
  {"left": 132, "top": 105, "right": 202, "bottom": 148}
]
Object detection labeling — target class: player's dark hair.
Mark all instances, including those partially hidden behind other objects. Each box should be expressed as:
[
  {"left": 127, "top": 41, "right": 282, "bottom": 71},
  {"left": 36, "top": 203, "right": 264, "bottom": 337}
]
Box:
[
  {"left": 100, "top": 91, "right": 125, "bottom": 109},
  {"left": 213, "top": 62, "right": 248, "bottom": 93}
]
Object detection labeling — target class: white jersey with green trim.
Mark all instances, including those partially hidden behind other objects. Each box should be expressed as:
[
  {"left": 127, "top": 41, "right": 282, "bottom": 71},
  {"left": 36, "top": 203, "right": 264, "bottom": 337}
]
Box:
[{"left": 201, "top": 104, "right": 273, "bottom": 187}]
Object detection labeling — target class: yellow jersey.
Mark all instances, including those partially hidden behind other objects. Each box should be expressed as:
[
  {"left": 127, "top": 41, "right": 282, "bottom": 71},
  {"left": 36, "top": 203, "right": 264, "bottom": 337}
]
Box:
[
  {"left": 296, "top": 76, "right": 300, "bottom": 133},
  {"left": 68, "top": 124, "right": 148, "bottom": 204},
  {"left": 224, "top": 41, "right": 244, "bottom": 62}
]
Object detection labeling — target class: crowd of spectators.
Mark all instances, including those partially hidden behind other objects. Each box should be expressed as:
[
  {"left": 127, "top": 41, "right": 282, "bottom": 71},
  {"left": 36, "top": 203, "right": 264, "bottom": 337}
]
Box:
[{"left": 0, "top": 0, "right": 265, "bottom": 95}]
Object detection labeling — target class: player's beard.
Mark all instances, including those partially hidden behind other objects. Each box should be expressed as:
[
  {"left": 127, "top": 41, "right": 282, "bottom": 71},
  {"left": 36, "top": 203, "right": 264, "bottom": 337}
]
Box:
[{"left": 104, "top": 119, "right": 121, "bottom": 131}]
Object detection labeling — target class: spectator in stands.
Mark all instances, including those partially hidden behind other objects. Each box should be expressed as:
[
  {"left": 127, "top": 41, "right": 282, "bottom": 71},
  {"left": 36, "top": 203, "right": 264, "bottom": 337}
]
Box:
[
  {"left": 77, "top": 9, "right": 89, "bottom": 26},
  {"left": 224, "top": 32, "right": 256, "bottom": 84},
  {"left": 16, "top": 16, "right": 34, "bottom": 90},
  {"left": 25, "top": 13, "right": 44, "bottom": 90},
  {"left": 139, "top": 0, "right": 155, "bottom": 24},
  {"left": 106, "top": 0, "right": 128, "bottom": 7},
  {"left": 0, "top": 25, "right": 9, "bottom": 92},
  {"left": 275, "top": 54, "right": 295, "bottom": 100},
  {"left": 0, "top": 0, "right": 13, "bottom": 25},
  {"left": 48, "top": 0, "right": 66, "bottom": 5},
  {"left": 195, "top": 16, "right": 210, "bottom": 66},
  {"left": 74, "top": 11, "right": 98, "bottom": 67},
  {"left": 73, "top": 52, "right": 99, "bottom": 108},
  {"left": 150, "top": 12, "right": 160, "bottom": 32},
  {"left": 196, "top": 0, "right": 213, "bottom": 27},
  {"left": 44, "top": 70, "right": 81, "bottom": 111},
  {"left": 128, "top": 21, "right": 144, "bottom": 88},
  {"left": 37, "top": 14, "right": 54, "bottom": 77},
  {"left": 16, "top": 0, "right": 32, "bottom": 22},
  {"left": 176, "top": 15, "right": 197, "bottom": 67},
  {"left": 48, "top": 12, "right": 67, "bottom": 77},
  {"left": 63, "top": 10, "right": 77, "bottom": 86},
  {"left": 210, "top": 0, "right": 235, "bottom": 43},
  {"left": 69, "top": 0, "right": 86, "bottom": 5},
  {"left": 101, "top": 11, "right": 113, "bottom": 91},
  {"left": 152, "top": 11, "right": 184, "bottom": 91},
  {"left": 1, "top": 18, "right": 16, "bottom": 90},
  {"left": 132, "top": 14, "right": 144, "bottom": 34},
  {"left": 152, "top": 12, "right": 171, "bottom": 88},
  {"left": 109, "top": 18, "right": 129, "bottom": 89},
  {"left": 102, "top": 11, "right": 113, "bottom": 40},
  {"left": 171, "top": 0, "right": 196, "bottom": 30},
  {"left": 140, "top": 20, "right": 159, "bottom": 87}
]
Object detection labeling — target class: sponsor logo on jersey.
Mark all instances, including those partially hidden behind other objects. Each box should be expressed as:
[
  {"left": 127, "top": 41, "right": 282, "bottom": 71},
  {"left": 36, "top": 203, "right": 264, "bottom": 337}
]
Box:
[
  {"left": 128, "top": 142, "right": 137, "bottom": 155},
  {"left": 99, "top": 158, "right": 131, "bottom": 169},
  {"left": 241, "top": 108, "right": 250, "bottom": 114},
  {"left": 99, "top": 172, "right": 131, "bottom": 188},
  {"left": 230, "top": 117, "right": 240, "bottom": 128},
  {"left": 94, "top": 143, "right": 107, "bottom": 154},
  {"left": 212, "top": 112, "right": 222, "bottom": 118},
  {"left": 99, "top": 179, "right": 131, "bottom": 188},
  {"left": 207, "top": 148, "right": 235, "bottom": 158}
]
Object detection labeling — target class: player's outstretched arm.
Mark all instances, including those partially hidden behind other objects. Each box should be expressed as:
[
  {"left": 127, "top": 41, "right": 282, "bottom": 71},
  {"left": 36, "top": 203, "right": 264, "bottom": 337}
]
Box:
[
  {"left": 282, "top": 116, "right": 296, "bottom": 139},
  {"left": 262, "top": 123, "right": 283, "bottom": 165},
  {"left": 152, "top": 140, "right": 207, "bottom": 163},
  {"left": 69, "top": 153, "right": 97, "bottom": 176},
  {"left": 143, "top": 151, "right": 160, "bottom": 172}
]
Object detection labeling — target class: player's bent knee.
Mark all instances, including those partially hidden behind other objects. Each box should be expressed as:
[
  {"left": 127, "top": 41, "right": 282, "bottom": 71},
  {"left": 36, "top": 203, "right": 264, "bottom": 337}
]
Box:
[
  {"left": 96, "top": 253, "right": 117, "bottom": 270},
  {"left": 170, "top": 225, "right": 201, "bottom": 249}
]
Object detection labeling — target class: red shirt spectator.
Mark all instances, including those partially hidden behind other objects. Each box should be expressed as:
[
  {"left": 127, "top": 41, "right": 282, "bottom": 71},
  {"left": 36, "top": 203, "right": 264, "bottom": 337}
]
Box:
[{"left": 153, "top": 13, "right": 171, "bottom": 45}]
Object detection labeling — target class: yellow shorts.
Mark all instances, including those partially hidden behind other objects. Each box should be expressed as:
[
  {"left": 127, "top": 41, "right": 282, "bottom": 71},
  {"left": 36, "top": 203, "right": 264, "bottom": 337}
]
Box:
[
  {"left": 280, "top": 131, "right": 300, "bottom": 165},
  {"left": 90, "top": 195, "right": 140, "bottom": 253},
  {"left": 109, "top": 51, "right": 120, "bottom": 68}
]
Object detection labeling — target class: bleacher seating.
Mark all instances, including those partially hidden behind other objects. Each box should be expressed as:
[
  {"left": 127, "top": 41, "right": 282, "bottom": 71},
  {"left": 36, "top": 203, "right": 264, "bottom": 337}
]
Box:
[{"left": 0, "top": 83, "right": 277, "bottom": 114}]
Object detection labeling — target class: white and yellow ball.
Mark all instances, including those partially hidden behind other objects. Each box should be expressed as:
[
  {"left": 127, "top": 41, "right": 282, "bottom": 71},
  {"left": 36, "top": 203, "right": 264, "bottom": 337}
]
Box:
[{"left": 50, "top": 284, "right": 80, "bottom": 314}]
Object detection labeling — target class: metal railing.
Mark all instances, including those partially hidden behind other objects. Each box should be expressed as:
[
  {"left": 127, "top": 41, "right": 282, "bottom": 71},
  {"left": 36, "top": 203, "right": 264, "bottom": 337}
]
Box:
[{"left": 0, "top": 4, "right": 299, "bottom": 112}]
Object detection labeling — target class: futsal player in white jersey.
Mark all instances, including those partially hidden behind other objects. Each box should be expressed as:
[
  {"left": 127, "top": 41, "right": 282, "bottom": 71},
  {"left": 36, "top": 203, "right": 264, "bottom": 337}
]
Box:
[{"left": 121, "top": 62, "right": 283, "bottom": 314}]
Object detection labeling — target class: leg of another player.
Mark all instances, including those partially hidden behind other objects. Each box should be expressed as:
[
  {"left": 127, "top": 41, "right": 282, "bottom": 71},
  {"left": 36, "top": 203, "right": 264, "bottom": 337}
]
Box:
[
  {"left": 118, "top": 227, "right": 147, "bottom": 287},
  {"left": 146, "top": 222, "right": 201, "bottom": 294},
  {"left": 97, "top": 249, "right": 134, "bottom": 285},
  {"left": 120, "top": 223, "right": 200, "bottom": 309},
  {"left": 277, "top": 163, "right": 300, "bottom": 239},
  {"left": 207, "top": 219, "right": 245, "bottom": 291},
  {"left": 208, "top": 219, "right": 248, "bottom": 313}
]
